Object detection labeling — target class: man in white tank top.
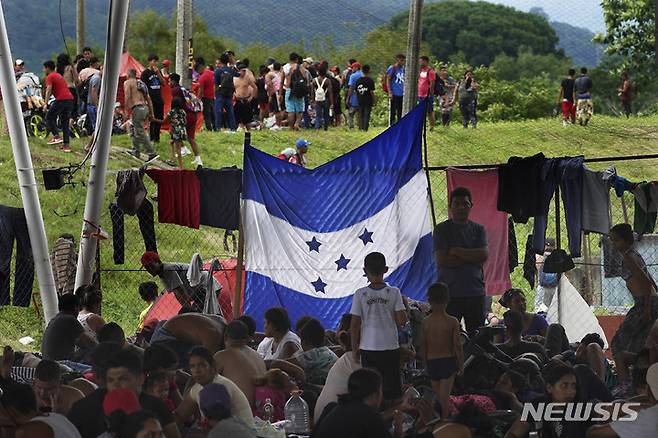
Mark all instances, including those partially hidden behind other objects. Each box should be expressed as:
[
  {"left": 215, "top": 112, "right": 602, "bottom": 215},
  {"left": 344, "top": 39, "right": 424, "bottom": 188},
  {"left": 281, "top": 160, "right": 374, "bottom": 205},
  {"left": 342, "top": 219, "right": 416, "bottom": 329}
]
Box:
[{"left": 0, "top": 382, "right": 81, "bottom": 438}]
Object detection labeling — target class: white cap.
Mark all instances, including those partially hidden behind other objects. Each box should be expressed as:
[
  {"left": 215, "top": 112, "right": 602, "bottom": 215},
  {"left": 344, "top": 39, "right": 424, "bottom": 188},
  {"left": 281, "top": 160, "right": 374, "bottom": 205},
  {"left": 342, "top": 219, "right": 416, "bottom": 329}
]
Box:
[
  {"left": 302, "top": 57, "right": 314, "bottom": 63},
  {"left": 15, "top": 59, "right": 24, "bottom": 66},
  {"left": 646, "top": 363, "right": 658, "bottom": 398}
]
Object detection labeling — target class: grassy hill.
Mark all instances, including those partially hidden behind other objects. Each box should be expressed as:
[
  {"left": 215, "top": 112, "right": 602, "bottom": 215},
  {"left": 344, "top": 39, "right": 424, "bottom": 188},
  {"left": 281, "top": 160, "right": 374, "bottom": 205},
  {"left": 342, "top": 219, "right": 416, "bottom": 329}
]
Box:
[{"left": 1, "top": 114, "right": 658, "bottom": 350}]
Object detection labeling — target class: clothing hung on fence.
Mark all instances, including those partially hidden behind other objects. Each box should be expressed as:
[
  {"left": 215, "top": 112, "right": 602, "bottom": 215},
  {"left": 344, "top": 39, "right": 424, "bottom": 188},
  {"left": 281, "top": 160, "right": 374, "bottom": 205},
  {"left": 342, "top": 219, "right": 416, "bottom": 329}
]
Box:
[
  {"left": 196, "top": 167, "right": 242, "bottom": 230},
  {"left": 532, "top": 156, "right": 584, "bottom": 257},
  {"left": 523, "top": 234, "right": 535, "bottom": 288},
  {"left": 446, "top": 168, "right": 512, "bottom": 296},
  {"left": 146, "top": 169, "right": 201, "bottom": 229},
  {"left": 50, "top": 236, "right": 77, "bottom": 295},
  {"left": 0, "top": 205, "right": 34, "bottom": 307},
  {"left": 508, "top": 216, "right": 518, "bottom": 273},
  {"left": 109, "top": 200, "right": 158, "bottom": 264},
  {"left": 582, "top": 167, "right": 611, "bottom": 234},
  {"left": 116, "top": 169, "right": 147, "bottom": 215},
  {"left": 497, "top": 152, "right": 545, "bottom": 223},
  {"left": 632, "top": 182, "right": 658, "bottom": 235}
]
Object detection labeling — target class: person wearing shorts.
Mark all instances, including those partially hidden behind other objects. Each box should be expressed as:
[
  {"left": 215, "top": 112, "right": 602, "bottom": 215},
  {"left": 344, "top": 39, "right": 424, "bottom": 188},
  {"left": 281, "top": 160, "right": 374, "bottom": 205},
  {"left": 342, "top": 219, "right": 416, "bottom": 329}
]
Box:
[{"left": 235, "top": 98, "right": 253, "bottom": 129}]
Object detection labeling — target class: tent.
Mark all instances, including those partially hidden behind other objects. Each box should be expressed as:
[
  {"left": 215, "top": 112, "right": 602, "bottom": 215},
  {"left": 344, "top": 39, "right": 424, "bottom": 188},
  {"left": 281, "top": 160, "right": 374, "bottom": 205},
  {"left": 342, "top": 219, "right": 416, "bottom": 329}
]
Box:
[
  {"left": 142, "top": 258, "right": 245, "bottom": 324},
  {"left": 117, "top": 52, "right": 203, "bottom": 133}
]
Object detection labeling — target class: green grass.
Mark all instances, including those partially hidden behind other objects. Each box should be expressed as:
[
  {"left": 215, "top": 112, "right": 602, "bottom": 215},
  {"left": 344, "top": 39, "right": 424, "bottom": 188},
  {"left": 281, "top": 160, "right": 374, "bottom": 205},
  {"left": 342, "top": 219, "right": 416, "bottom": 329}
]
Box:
[{"left": 2, "top": 113, "right": 658, "bottom": 350}]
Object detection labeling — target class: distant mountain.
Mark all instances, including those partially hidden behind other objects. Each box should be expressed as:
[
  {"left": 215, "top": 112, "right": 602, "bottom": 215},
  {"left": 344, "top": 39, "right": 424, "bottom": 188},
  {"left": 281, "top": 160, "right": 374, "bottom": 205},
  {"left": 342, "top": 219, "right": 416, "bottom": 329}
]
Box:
[
  {"left": 530, "top": 7, "right": 603, "bottom": 67},
  {"left": 4, "top": 0, "right": 602, "bottom": 71}
]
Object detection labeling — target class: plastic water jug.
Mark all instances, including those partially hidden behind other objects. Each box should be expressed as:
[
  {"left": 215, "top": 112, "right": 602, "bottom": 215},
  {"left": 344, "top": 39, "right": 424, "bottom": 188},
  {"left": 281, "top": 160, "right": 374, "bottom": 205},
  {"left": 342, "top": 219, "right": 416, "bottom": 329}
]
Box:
[
  {"left": 263, "top": 397, "right": 274, "bottom": 422},
  {"left": 284, "top": 390, "right": 309, "bottom": 434}
]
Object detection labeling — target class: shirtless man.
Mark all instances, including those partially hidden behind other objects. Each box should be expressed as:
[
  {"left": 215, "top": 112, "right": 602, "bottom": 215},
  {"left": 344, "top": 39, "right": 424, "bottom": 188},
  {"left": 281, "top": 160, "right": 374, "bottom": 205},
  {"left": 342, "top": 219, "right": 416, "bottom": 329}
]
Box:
[
  {"left": 284, "top": 53, "right": 307, "bottom": 130},
  {"left": 422, "top": 283, "right": 464, "bottom": 419},
  {"left": 233, "top": 62, "right": 256, "bottom": 131},
  {"left": 214, "top": 320, "right": 266, "bottom": 406},
  {"left": 150, "top": 313, "right": 226, "bottom": 367},
  {"left": 33, "top": 359, "right": 84, "bottom": 416}
]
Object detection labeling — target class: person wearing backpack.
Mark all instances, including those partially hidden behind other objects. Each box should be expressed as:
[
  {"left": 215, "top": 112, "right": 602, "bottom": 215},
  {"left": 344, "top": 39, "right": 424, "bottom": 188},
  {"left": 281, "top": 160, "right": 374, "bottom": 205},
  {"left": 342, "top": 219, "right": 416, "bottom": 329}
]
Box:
[
  {"left": 169, "top": 73, "right": 203, "bottom": 166},
  {"left": 283, "top": 53, "right": 307, "bottom": 131},
  {"left": 312, "top": 64, "right": 333, "bottom": 130},
  {"left": 345, "top": 62, "right": 363, "bottom": 129},
  {"left": 214, "top": 52, "right": 239, "bottom": 131},
  {"left": 386, "top": 54, "right": 405, "bottom": 126}
]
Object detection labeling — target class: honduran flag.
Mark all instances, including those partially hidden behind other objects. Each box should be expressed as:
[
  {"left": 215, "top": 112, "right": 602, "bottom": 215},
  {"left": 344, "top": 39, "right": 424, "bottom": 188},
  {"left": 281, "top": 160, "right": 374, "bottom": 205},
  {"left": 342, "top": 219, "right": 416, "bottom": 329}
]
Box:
[{"left": 242, "top": 104, "right": 437, "bottom": 329}]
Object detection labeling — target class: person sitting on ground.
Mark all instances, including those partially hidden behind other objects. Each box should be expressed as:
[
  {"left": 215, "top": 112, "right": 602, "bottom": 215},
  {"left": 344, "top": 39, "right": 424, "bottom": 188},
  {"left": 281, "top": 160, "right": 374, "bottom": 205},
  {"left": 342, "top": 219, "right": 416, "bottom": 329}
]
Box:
[
  {"left": 137, "top": 281, "right": 159, "bottom": 332},
  {"left": 33, "top": 359, "right": 84, "bottom": 416},
  {"left": 67, "top": 348, "right": 181, "bottom": 438},
  {"left": 143, "top": 344, "right": 184, "bottom": 409},
  {"left": 75, "top": 285, "right": 106, "bottom": 342},
  {"left": 214, "top": 320, "right": 267, "bottom": 407},
  {"left": 144, "top": 371, "right": 176, "bottom": 412},
  {"left": 608, "top": 223, "right": 658, "bottom": 395},
  {"left": 252, "top": 369, "right": 295, "bottom": 422},
  {"left": 236, "top": 314, "right": 259, "bottom": 348},
  {"left": 283, "top": 317, "right": 338, "bottom": 386},
  {"left": 586, "top": 362, "right": 658, "bottom": 438},
  {"left": 257, "top": 307, "right": 301, "bottom": 362},
  {"left": 175, "top": 346, "right": 254, "bottom": 429},
  {"left": 0, "top": 382, "right": 82, "bottom": 438},
  {"left": 141, "top": 251, "right": 205, "bottom": 311},
  {"left": 97, "top": 322, "right": 145, "bottom": 362},
  {"left": 499, "top": 288, "right": 548, "bottom": 338},
  {"left": 423, "top": 282, "right": 464, "bottom": 419},
  {"left": 350, "top": 252, "right": 407, "bottom": 402},
  {"left": 200, "top": 383, "right": 256, "bottom": 438},
  {"left": 103, "top": 389, "right": 164, "bottom": 438},
  {"left": 496, "top": 310, "right": 547, "bottom": 362},
  {"left": 314, "top": 368, "right": 403, "bottom": 438},
  {"left": 150, "top": 313, "right": 226, "bottom": 367},
  {"left": 571, "top": 333, "right": 611, "bottom": 385},
  {"left": 314, "top": 314, "right": 362, "bottom": 424},
  {"left": 288, "top": 138, "right": 309, "bottom": 167},
  {"left": 41, "top": 293, "right": 97, "bottom": 362},
  {"left": 433, "top": 400, "right": 495, "bottom": 438}
]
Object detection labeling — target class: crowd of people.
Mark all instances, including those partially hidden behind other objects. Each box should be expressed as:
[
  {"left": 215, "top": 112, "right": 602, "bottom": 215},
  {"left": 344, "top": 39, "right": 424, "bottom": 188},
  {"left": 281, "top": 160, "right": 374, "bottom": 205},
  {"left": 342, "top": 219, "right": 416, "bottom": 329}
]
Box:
[{"left": 0, "top": 186, "right": 657, "bottom": 438}]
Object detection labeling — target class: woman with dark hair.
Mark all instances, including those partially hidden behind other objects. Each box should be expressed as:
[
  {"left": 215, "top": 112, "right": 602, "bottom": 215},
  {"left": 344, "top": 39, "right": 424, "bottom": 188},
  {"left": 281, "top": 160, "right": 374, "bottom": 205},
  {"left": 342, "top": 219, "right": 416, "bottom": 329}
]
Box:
[
  {"left": 76, "top": 285, "right": 106, "bottom": 340},
  {"left": 256, "top": 307, "right": 301, "bottom": 361},
  {"left": 499, "top": 288, "right": 548, "bottom": 338},
  {"left": 314, "top": 368, "right": 403, "bottom": 438},
  {"left": 609, "top": 223, "right": 658, "bottom": 390},
  {"left": 505, "top": 362, "right": 590, "bottom": 438},
  {"left": 56, "top": 53, "right": 79, "bottom": 117}
]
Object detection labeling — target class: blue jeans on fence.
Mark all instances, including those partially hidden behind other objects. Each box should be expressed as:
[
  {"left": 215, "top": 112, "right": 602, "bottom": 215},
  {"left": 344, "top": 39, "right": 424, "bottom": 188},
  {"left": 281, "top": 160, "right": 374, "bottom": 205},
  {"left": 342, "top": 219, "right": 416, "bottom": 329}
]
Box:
[
  {"left": 214, "top": 95, "right": 236, "bottom": 131},
  {"left": 0, "top": 206, "right": 34, "bottom": 307}
]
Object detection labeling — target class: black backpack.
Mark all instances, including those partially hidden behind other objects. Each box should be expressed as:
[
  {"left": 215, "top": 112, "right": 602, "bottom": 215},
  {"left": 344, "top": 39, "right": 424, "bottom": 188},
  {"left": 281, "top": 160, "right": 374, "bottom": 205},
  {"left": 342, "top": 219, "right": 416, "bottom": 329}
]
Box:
[
  {"left": 434, "top": 77, "right": 446, "bottom": 97},
  {"left": 219, "top": 69, "right": 235, "bottom": 97},
  {"left": 291, "top": 67, "right": 309, "bottom": 98},
  {"left": 78, "top": 76, "right": 92, "bottom": 102}
]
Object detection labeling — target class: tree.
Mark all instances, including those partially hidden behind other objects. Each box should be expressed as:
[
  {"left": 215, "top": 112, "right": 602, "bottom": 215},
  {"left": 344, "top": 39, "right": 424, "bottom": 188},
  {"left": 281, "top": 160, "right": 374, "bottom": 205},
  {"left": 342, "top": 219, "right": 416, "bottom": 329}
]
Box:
[
  {"left": 390, "top": 0, "right": 561, "bottom": 66},
  {"left": 597, "top": 0, "right": 655, "bottom": 77}
]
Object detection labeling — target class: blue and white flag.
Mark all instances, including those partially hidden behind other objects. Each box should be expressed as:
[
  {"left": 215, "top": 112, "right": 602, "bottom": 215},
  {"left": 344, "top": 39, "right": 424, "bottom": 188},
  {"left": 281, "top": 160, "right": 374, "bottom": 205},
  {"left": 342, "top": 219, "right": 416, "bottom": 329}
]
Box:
[{"left": 242, "top": 105, "right": 436, "bottom": 329}]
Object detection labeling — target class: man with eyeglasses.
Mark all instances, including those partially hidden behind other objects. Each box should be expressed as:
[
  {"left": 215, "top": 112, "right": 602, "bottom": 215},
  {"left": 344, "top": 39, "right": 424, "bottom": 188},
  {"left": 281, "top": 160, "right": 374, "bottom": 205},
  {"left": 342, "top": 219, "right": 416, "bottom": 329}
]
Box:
[{"left": 433, "top": 187, "right": 488, "bottom": 334}]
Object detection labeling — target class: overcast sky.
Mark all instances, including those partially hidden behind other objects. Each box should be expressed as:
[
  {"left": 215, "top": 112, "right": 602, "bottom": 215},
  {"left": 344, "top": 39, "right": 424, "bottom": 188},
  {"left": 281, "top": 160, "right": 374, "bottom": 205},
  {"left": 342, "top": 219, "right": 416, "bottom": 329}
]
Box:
[{"left": 483, "top": 0, "right": 605, "bottom": 33}]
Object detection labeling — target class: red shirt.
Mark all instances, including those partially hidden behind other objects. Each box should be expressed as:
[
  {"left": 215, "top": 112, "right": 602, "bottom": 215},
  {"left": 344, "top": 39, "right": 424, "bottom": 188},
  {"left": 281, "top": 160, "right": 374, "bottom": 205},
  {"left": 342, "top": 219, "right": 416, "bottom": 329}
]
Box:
[
  {"left": 145, "top": 169, "right": 200, "bottom": 229},
  {"left": 198, "top": 69, "right": 215, "bottom": 99},
  {"left": 46, "top": 72, "right": 74, "bottom": 101}
]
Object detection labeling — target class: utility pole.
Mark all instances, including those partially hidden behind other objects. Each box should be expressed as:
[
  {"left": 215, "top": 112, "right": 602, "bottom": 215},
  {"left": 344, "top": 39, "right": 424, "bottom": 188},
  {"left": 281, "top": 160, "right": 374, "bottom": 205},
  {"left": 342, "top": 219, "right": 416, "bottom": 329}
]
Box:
[
  {"left": 0, "top": 1, "right": 58, "bottom": 323},
  {"left": 76, "top": 0, "right": 85, "bottom": 55},
  {"left": 655, "top": 0, "right": 658, "bottom": 69},
  {"left": 402, "top": 0, "right": 423, "bottom": 116},
  {"left": 176, "top": 0, "right": 193, "bottom": 88},
  {"left": 74, "top": 0, "right": 130, "bottom": 291}
]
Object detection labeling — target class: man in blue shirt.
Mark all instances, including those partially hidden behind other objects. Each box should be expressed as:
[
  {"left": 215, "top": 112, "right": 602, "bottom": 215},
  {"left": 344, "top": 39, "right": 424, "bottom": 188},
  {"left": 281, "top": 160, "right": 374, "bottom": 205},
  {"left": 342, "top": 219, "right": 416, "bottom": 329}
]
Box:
[
  {"left": 345, "top": 62, "right": 363, "bottom": 129},
  {"left": 386, "top": 54, "right": 405, "bottom": 126},
  {"left": 213, "top": 52, "right": 239, "bottom": 131},
  {"left": 433, "top": 187, "right": 488, "bottom": 334}
]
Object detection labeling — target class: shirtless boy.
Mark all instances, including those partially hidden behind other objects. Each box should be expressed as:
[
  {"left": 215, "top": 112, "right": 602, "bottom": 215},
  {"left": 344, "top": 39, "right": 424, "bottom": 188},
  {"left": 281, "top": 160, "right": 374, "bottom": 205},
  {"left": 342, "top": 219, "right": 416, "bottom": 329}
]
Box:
[
  {"left": 233, "top": 63, "right": 256, "bottom": 131},
  {"left": 214, "top": 320, "right": 266, "bottom": 407},
  {"left": 422, "top": 282, "right": 464, "bottom": 419}
]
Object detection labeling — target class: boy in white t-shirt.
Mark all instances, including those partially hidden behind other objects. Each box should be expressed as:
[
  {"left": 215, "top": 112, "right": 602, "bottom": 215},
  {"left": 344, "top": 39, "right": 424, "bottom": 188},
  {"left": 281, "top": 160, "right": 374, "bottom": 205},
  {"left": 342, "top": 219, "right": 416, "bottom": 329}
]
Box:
[{"left": 350, "top": 252, "right": 407, "bottom": 401}]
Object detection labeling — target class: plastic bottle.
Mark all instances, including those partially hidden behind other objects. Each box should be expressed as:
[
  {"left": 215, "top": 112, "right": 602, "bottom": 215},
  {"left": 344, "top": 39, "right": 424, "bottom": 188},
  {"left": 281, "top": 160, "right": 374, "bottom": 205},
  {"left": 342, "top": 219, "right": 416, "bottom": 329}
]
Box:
[
  {"left": 284, "top": 390, "right": 310, "bottom": 434},
  {"left": 403, "top": 386, "right": 421, "bottom": 404},
  {"left": 263, "top": 397, "right": 274, "bottom": 422}
]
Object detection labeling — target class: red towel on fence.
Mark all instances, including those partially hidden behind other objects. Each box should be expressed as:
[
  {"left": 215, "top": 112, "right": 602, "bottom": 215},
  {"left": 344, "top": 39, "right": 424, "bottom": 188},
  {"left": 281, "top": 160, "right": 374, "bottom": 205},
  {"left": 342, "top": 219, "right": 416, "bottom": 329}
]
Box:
[
  {"left": 146, "top": 169, "right": 201, "bottom": 229},
  {"left": 446, "top": 168, "right": 512, "bottom": 296}
]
